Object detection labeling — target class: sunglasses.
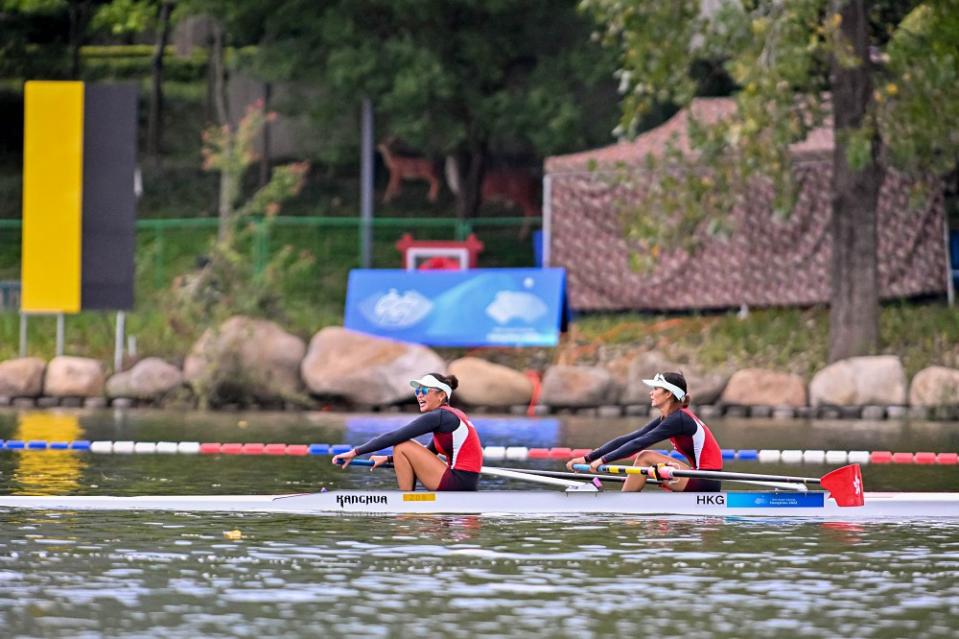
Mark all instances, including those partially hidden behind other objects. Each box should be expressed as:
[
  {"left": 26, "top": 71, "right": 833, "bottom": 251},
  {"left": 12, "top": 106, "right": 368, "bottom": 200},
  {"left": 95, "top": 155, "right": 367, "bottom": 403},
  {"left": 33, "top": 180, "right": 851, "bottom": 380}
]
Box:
[{"left": 413, "top": 386, "right": 432, "bottom": 397}]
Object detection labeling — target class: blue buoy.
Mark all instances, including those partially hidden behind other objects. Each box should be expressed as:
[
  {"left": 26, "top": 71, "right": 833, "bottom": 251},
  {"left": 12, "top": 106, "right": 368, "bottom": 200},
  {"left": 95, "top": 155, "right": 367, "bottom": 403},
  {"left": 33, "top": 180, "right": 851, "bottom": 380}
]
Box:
[{"left": 308, "top": 443, "right": 330, "bottom": 455}]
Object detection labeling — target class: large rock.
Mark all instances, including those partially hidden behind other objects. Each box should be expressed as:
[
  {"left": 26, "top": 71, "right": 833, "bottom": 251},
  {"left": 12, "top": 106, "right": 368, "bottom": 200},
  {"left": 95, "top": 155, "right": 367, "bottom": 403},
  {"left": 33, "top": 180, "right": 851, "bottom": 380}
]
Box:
[
  {"left": 721, "top": 368, "right": 807, "bottom": 407},
  {"left": 0, "top": 357, "right": 46, "bottom": 397},
  {"left": 809, "top": 355, "right": 907, "bottom": 406},
  {"left": 107, "top": 357, "right": 184, "bottom": 400},
  {"left": 541, "top": 365, "right": 616, "bottom": 407},
  {"left": 620, "top": 351, "right": 729, "bottom": 405},
  {"left": 448, "top": 357, "right": 533, "bottom": 407},
  {"left": 909, "top": 366, "right": 959, "bottom": 406},
  {"left": 184, "top": 316, "right": 306, "bottom": 403},
  {"left": 301, "top": 327, "right": 445, "bottom": 405},
  {"left": 44, "top": 356, "right": 105, "bottom": 398}
]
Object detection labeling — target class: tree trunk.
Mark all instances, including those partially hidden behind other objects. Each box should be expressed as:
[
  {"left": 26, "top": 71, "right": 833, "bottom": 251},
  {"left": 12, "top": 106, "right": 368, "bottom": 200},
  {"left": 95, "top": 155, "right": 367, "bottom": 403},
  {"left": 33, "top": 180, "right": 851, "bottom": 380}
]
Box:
[
  {"left": 828, "top": 0, "right": 884, "bottom": 362},
  {"left": 210, "top": 21, "right": 235, "bottom": 241},
  {"left": 147, "top": 1, "right": 174, "bottom": 159},
  {"left": 259, "top": 82, "right": 272, "bottom": 187},
  {"left": 451, "top": 147, "right": 486, "bottom": 220},
  {"left": 68, "top": 1, "right": 89, "bottom": 79}
]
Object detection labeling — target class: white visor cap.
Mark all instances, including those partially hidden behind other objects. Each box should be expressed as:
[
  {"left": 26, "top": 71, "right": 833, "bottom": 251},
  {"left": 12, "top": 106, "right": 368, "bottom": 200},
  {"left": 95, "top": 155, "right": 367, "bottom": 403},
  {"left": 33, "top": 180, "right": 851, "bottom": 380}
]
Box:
[
  {"left": 642, "top": 373, "right": 686, "bottom": 401},
  {"left": 410, "top": 374, "right": 452, "bottom": 399}
]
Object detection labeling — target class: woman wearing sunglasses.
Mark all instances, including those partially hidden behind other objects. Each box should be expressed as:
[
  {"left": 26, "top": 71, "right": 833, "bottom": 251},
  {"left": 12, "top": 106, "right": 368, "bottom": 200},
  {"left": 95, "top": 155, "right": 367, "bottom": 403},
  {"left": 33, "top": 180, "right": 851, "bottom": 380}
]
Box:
[
  {"left": 331, "top": 373, "right": 482, "bottom": 491},
  {"left": 565, "top": 371, "right": 723, "bottom": 492}
]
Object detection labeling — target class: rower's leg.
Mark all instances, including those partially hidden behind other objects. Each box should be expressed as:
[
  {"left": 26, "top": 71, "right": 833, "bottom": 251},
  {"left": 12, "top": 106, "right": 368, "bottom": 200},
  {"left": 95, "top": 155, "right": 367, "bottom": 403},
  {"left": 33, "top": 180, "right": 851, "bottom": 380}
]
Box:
[
  {"left": 391, "top": 440, "right": 448, "bottom": 491},
  {"left": 622, "top": 450, "right": 691, "bottom": 492}
]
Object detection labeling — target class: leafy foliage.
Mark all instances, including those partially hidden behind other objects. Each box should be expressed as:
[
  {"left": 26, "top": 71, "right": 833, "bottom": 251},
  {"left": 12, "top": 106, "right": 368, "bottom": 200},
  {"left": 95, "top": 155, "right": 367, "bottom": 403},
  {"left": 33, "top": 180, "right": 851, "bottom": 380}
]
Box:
[
  {"left": 170, "top": 101, "right": 313, "bottom": 333},
  {"left": 252, "top": 0, "right": 620, "bottom": 163},
  {"left": 581, "top": 0, "right": 957, "bottom": 254}
]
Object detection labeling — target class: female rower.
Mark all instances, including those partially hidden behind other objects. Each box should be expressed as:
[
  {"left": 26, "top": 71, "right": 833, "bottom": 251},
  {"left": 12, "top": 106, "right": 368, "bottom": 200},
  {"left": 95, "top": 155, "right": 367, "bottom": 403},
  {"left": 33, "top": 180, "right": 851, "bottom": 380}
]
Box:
[
  {"left": 565, "top": 371, "right": 723, "bottom": 492},
  {"left": 330, "top": 373, "right": 482, "bottom": 491}
]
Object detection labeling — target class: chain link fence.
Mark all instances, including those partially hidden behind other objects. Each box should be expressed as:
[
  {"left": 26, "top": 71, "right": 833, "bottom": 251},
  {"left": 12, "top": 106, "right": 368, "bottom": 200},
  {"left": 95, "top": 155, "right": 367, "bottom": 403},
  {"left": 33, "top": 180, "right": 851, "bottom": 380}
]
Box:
[{"left": 0, "top": 215, "right": 539, "bottom": 311}]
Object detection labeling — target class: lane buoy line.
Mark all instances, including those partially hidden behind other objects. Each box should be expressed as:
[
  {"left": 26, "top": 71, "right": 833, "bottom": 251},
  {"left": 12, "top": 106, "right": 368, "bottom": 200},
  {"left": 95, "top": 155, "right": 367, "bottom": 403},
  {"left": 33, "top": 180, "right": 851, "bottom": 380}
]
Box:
[{"left": 0, "top": 439, "right": 956, "bottom": 464}]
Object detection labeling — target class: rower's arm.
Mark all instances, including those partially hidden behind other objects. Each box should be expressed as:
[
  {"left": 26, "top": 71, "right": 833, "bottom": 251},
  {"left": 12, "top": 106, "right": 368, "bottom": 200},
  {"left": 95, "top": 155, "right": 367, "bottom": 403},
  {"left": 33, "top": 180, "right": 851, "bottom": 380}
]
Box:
[
  {"left": 352, "top": 411, "right": 444, "bottom": 455},
  {"left": 595, "top": 413, "right": 691, "bottom": 463},
  {"left": 583, "top": 418, "right": 659, "bottom": 463}
]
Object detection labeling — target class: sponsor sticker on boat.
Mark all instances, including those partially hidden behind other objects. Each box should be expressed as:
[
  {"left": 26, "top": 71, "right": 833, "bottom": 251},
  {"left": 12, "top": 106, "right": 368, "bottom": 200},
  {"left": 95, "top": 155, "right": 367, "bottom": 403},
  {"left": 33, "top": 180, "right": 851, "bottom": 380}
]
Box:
[
  {"left": 726, "top": 492, "right": 825, "bottom": 508},
  {"left": 403, "top": 493, "right": 437, "bottom": 502}
]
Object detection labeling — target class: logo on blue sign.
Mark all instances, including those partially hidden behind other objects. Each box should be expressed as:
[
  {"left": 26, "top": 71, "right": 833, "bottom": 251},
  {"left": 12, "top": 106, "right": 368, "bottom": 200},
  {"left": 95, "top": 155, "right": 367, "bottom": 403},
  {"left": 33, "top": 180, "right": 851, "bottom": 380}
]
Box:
[
  {"left": 725, "top": 492, "right": 825, "bottom": 508},
  {"left": 360, "top": 288, "right": 433, "bottom": 328}
]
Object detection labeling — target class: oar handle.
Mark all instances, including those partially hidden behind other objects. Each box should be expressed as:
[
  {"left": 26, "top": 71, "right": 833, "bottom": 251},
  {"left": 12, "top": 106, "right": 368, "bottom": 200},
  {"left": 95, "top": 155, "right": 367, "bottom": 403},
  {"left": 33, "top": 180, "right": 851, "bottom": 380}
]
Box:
[
  {"left": 572, "top": 463, "right": 822, "bottom": 485},
  {"left": 335, "top": 458, "right": 392, "bottom": 468}
]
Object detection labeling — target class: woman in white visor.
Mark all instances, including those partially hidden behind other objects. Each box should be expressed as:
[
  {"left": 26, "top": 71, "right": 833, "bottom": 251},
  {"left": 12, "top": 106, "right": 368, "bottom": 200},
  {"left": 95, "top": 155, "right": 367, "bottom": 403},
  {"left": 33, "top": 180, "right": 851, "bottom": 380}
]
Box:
[
  {"left": 566, "top": 371, "right": 724, "bottom": 492},
  {"left": 331, "top": 372, "right": 483, "bottom": 491}
]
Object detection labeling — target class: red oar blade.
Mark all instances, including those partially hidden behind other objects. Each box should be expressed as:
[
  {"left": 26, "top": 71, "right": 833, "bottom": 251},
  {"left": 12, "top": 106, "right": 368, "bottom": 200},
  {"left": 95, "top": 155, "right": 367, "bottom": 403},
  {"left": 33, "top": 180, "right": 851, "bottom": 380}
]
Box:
[{"left": 821, "top": 464, "right": 865, "bottom": 507}]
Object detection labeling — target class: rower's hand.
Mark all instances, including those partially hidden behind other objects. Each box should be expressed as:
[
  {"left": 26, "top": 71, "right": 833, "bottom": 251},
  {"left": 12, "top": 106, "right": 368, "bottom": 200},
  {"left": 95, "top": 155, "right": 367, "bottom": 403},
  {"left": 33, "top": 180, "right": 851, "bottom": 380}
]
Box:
[
  {"left": 369, "top": 455, "right": 389, "bottom": 470},
  {"left": 566, "top": 456, "right": 586, "bottom": 472},
  {"left": 331, "top": 449, "right": 357, "bottom": 468},
  {"left": 588, "top": 458, "right": 604, "bottom": 472}
]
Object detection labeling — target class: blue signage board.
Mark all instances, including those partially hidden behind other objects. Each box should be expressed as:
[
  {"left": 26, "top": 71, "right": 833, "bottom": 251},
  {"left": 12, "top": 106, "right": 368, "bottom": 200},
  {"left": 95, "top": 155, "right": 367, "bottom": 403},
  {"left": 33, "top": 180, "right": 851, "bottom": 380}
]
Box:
[
  {"left": 725, "top": 492, "right": 825, "bottom": 509},
  {"left": 344, "top": 268, "right": 567, "bottom": 347}
]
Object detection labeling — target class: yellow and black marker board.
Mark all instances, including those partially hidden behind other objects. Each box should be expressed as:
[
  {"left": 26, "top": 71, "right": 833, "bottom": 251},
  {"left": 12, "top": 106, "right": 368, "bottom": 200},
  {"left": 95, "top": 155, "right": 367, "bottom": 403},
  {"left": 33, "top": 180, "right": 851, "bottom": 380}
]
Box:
[{"left": 21, "top": 81, "right": 137, "bottom": 313}]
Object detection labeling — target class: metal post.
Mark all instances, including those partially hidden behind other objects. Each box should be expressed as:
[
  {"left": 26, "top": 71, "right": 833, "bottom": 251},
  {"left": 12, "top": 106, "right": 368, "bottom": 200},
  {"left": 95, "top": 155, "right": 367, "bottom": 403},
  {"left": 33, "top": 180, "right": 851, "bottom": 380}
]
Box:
[
  {"left": 114, "top": 311, "right": 126, "bottom": 372},
  {"left": 155, "top": 227, "right": 164, "bottom": 290},
  {"left": 542, "top": 174, "right": 553, "bottom": 267},
  {"left": 359, "top": 97, "right": 374, "bottom": 268},
  {"left": 944, "top": 215, "right": 954, "bottom": 307},
  {"left": 55, "top": 313, "right": 64, "bottom": 356},
  {"left": 19, "top": 313, "right": 27, "bottom": 357}
]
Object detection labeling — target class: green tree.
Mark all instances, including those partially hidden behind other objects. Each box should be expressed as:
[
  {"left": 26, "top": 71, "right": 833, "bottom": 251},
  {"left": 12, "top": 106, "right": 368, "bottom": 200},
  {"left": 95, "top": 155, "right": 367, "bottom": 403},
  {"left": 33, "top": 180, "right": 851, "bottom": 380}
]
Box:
[
  {"left": 174, "top": 99, "right": 311, "bottom": 328},
  {"left": 582, "top": 0, "right": 959, "bottom": 361},
  {"left": 1, "top": 0, "right": 104, "bottom": 78},
  {"left": 252, "top": 0, "right": 619, "bottom": 218},
  {"left": 92, "top": 0, "right": 177, "bottom": 158}
]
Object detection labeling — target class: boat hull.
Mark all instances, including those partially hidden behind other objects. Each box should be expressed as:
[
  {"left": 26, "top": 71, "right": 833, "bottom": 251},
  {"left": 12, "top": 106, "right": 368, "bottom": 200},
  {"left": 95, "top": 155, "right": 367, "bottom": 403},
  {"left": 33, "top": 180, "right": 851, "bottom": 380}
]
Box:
[{"left": 1, "top": 491, "right": 958, "bottom": 519}]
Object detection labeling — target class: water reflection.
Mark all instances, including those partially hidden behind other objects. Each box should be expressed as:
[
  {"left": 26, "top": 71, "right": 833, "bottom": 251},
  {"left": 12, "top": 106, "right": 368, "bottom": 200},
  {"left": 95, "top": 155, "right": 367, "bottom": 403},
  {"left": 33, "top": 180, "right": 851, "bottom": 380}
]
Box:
[{"left": 12, "top": 412, "right": 85, "bottom": 495}]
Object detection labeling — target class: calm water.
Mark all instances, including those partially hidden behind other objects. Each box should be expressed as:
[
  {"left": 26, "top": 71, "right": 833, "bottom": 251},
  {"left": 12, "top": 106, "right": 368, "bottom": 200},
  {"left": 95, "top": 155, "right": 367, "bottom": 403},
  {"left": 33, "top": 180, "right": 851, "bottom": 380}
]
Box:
[{"left": 1, "top": 408, "right": 958, "bottom": 638}]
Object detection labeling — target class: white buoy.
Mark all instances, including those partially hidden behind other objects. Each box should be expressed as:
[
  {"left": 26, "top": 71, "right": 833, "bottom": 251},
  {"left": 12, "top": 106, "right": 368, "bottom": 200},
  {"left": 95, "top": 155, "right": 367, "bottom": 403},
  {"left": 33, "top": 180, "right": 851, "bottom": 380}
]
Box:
[
  {"left": 505, "top": 446, "right": 529, "bottom": 461},
  {"left": 758, "top": 449, "right": 781, "bottom": 463},
  {"left": 113, "top": 441, "right": 135, "bottom": 454},
  {"left": 90, "top": 441, "right": 113, "bottom": 454},
  {"left": 483, "top": 446, "right": 506, "bottom": 460},
  {"left": 780, "top": 449, "right": 803, "bottom": 463},
  {"left": 825, "top": 450, "right": 848, "bottom": 464}
]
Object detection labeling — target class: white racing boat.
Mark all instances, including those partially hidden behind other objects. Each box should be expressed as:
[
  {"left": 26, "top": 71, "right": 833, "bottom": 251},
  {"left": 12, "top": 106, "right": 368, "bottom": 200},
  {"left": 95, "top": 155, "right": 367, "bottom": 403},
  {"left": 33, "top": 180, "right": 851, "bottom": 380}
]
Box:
[
  {"left": 0, "top": 489, "right": 958, "bottom": 519},
  {"left": 1, "top": 462, "right": 956, "bottom": 519}
]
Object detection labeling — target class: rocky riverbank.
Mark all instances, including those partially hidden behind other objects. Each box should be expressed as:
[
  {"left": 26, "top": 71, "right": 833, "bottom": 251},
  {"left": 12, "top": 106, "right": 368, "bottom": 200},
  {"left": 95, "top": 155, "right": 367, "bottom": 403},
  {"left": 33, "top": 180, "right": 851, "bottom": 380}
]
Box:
[{"left": 2, "top": 315, "right": 959, "bottom": 421}]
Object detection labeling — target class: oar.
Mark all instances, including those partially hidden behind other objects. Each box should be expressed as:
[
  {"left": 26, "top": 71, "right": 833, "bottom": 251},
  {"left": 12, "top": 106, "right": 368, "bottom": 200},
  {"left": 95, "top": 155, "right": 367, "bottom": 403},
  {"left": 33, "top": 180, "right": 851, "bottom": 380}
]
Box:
[
  {"left": 336, "top": 458, "right": 599, "bottom": 491},
  {"left": 492, "top": 466, "right": 633, "bottom": 484},
  {"left": 572, "top": 463, "right": 865, "bottom": 507}
]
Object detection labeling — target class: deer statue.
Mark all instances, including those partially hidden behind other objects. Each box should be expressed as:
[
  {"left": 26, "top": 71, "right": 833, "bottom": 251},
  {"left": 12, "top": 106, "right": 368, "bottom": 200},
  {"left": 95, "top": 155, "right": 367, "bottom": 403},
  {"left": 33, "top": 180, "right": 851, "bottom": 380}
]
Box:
[
  {"left": 377, "top": 138, "right": 441, "bottom": 203},
  {"left": 445, "top": 157, "right": 540, "bottom": 238}
]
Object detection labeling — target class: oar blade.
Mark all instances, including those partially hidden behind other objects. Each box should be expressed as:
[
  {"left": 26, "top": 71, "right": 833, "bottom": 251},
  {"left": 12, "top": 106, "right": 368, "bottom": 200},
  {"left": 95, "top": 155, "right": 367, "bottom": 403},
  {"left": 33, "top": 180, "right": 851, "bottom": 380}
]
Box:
[{"left": 821, "top": 464, "right": 865, "bottom": 507}]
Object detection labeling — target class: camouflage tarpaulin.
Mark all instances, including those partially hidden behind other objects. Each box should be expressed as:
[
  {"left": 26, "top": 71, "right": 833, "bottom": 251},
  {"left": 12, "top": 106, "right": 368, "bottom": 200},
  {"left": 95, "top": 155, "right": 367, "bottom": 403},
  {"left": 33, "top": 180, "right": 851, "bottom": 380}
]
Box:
[{"left": 544, "top": 98, "right": 947, "bottom": 312}]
